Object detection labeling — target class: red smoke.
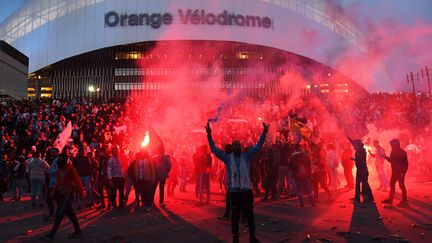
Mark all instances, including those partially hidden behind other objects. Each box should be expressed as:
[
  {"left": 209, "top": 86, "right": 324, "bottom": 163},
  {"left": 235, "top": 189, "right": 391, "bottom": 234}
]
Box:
[{"left": 118, "top": 1, "right": 432, "bottom": 186}]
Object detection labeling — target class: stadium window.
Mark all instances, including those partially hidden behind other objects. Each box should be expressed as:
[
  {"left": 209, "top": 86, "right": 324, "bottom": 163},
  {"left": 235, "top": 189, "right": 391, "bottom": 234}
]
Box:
[
  {"left": 115, "top": 52, "right": 142, "bottom": 60},
  {"left": 41, "top": 87, "right": 52, "bottom": 91},
  {"left": 27, "top": 87, "right": 35, "bottom": 92},
  {"left": 236, "top": 52, "right": 248, "bottom": 59},
  {"left": 41, "top": 93, "right": 52, "bottom": 98}
]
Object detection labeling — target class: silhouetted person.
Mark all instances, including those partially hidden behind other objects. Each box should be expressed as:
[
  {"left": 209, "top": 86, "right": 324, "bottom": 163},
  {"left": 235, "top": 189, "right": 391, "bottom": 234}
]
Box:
[
  {"left": 311, "top": 142, "right": 333, "bottom": 202},
  {"left": 107, "top": 147, "right": 125, "bottom": 209},
  {"left": 128, "top": 150, "right": 156, "bottom": 211},
  {"left": 382, "top": 139, "right": 409, "bottom": 207},
  {"left": 261, "top": 146, "right": 278, "bottom": 201},
  {"left": 219, "top": 144, "right": 232, "bottom": 221},
  {"left": 341, "top": 144, "right": 354, "bottom": 189},
  {"left": 289, "top": 144, "right": 314, "bottom": 207},
  {"left": 73, "top": 147, "right": 93, "bottom": 209},
  {"left": 206, "top": 122, "right": 269, "bottom": 243},
  {"left": 198, "top": 145, "right": 212, "bottom": 204},
  {"left": 152, "top": 150, "right": 172, "bottom": 206},
  {"left": 348, "top": 138, "right": 374, "bottom": 203},
  {"left": 42, "top": 154, "right": 84, "bottom": 241}
]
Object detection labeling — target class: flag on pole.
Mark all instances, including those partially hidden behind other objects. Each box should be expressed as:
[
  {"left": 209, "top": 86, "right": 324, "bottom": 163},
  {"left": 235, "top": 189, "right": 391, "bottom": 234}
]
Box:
[
  {"left": 289, "top": 117, "right": 312, "bottom": 139},
  {"left": 53, "top": 121, "right": 72, "bottom": 152}
]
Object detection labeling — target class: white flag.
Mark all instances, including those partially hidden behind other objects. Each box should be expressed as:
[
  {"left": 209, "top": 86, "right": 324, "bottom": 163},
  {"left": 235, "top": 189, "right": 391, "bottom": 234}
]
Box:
[
  {"left": 53, "top": 121, "right": 72, "bottom": 152},
  {"left": 113, "top": 125, "right": 127, "bottom": 135}
]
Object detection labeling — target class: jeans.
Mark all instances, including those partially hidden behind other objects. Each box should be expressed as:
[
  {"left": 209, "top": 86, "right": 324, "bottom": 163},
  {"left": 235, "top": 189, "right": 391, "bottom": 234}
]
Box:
[
  {"left": 295, "top": 177, "right": 312, "bottom": 195},
  {"left": 46, "top": 187, "right": 56, "bottom": 215},
  {"left": 0, "top": 180, "right": 7, "bottom": 202},
  {"left": 180, "top": 170, "right": 187, "bottom": 191},
  {"left": 199, "top": 172, "right": 211, "bottom": 203},
  {"left": 328, "top": 167, "right": 338, "bottom": 190},
  {"left": 124, "top": 176, "right": 139, "bottom": 204},
  {"left": 278, "top": 166, "right": 290, "bottom": 194},
  {"left": 77, "top": 176, "right": 92, "bottom": 207},
  {"left": 157, "top": 178, "right": 167, "bottom": 204},
  {"left": 295, "top": 177, "right": 313, "bottom": 205},
  {"left": 231, "top": 190, "right": 255, "bottom": 238},
  {"left": 48, "top": 192, "right": 81, "bottom": 238},
  {"left": 30, "top": 178, "right": 45, "bottom": 205},
  {"left": 195, "top": 172, "right": 202, "bottom": 197},
  {"left": 388, "top": 171, "right": 407, "bottom": 202},
  {"left": 343, "top": 164, "right": 354, "bottom": 187},
  {"left": 376, "top": 165, "right": 389, "bottom": 189},
  {"left": 12, "top": 178, "right": 23, "bottom": 199},
  {"left": 97, "top": 176, "right": 111, "bottom": 207},
  {"left": 312, "top": 171, "right": 332, "bottom": 200},
  {"left": 167, "top": 175, "right": 178, "bottom": 197},
  {"left": 224, "top": 190, "right": 231, "bottom": 217},
  {"left": 135, "top": 180, "right": 154, "bottom": 207},
  {"left": 354, "top": 169, "right": 374, "bottom": 201},
  {"left": 109, "top": 177, "right": 125, "bottom": 208}
]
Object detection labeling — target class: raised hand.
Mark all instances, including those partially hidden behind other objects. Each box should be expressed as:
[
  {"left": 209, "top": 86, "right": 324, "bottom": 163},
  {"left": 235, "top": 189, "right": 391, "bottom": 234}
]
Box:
[
  {"left": 205, "top": 122, "right": 212, "bottom": 135},
  {"left": 262, "top": 122, "right": 271, "bottom": 134}
]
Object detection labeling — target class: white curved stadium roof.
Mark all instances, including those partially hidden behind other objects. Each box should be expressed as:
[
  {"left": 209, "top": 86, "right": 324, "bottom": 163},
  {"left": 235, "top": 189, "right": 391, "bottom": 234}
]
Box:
[{"left": 0, "top": 0, "right": 362, "bottom": 45}]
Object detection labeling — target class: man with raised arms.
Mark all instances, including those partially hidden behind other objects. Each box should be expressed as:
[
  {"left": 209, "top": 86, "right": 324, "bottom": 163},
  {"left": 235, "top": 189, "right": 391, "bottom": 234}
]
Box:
[{"left": 206, "top": 122, "right": 270, "bottom": 243}]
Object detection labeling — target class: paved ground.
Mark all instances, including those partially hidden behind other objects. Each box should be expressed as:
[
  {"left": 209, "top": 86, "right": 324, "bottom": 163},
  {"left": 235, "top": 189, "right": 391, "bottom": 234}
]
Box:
[{"left": 0, "top": 181, "right": 431, "bottom": 243}]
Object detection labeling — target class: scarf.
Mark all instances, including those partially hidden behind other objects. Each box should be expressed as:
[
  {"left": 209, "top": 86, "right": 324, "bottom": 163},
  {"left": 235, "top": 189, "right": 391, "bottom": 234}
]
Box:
[{"left": 230, "top": 154, "right": 251, "bottom": 190}]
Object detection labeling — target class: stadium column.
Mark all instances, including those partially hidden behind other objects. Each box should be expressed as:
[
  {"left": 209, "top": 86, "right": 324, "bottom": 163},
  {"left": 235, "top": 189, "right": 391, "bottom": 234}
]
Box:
[{"left": 35, "top": 78, "right": 41, "bottom": 99}]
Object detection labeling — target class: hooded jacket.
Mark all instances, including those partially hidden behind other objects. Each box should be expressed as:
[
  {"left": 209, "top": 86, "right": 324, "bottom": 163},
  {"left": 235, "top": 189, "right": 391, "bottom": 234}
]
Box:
[{"left": 386, "top": 139, "right": 408, "bottom": 173}]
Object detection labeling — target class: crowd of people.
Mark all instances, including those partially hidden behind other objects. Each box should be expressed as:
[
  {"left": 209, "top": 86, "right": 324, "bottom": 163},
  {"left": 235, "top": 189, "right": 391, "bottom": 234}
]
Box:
[{"left": 0, "top": 91, "right": 431, "bottom": 241}]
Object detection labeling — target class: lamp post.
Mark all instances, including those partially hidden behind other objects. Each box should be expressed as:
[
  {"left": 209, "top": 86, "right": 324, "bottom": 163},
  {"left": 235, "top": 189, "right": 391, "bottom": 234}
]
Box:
[
  {"left": 421, "top": 66, "right": 431, "bottom": 96},
  {"left": 406, "top": 72, "right": 419, "bottom": 94}
]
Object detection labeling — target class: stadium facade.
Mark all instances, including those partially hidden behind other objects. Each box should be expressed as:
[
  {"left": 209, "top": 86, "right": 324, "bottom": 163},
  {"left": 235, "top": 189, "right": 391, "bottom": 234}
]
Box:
[
  {"left": 0, "top": 41, "right": 28, "bottom": 98},
  {"left": 0, "top": 0, "right": 368, "bottom": 99}
]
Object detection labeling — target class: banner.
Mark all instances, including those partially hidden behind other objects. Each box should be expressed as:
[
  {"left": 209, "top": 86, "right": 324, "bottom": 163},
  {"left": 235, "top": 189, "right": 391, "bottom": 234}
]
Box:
[
  {"left": 113, "top": 125, "right": 127, "bottom": 134},
  {"left": 53, "top": 121, "right": 72, "bottom": 152}
]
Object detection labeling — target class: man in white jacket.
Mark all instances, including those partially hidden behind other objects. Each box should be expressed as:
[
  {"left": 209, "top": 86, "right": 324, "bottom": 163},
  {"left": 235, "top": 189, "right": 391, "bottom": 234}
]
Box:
[{"left": 27, "top": 151, "right": 50, "bottom": 206}]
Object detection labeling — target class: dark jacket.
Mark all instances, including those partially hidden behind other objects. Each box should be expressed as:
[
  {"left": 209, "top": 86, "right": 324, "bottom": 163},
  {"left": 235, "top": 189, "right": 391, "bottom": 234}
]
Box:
[
  {"left": 279, "top": 143, "right": 292, "bottom": 167},
  {"left": 386, "top": 149, "right": 408, "bottom": 173},
  {"left": 152, "top": 154, "right": 172, "bottom": 180},
  {"left": 289, "top": 151, "right": 312, "bottom": 179},
  {"left": 354, "top": 148, "right": 368, "bottom": 171},
  {"left": 97, "top": 155, "right": 109, "bottom": 177},
  {"left": 0, "top": 159, "right": 9, "bottom": 180},
  {"left": 11, "top": 161, "right": 26, "bottom": 179},
  {"left": 72, "top": 156, "right": 92, "bottom": 177},
  {"left": 127, "top": 159, "right": 156, "bottom": 183}
]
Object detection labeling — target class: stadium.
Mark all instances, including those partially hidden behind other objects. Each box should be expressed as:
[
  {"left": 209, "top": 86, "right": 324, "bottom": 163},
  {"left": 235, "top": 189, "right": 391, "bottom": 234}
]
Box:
[
  {"left": 0, "top": 0, "right": 368, "bottom": 99},
  {"left": 1, "top": 1, "right": 432, "bottom": 242}
]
